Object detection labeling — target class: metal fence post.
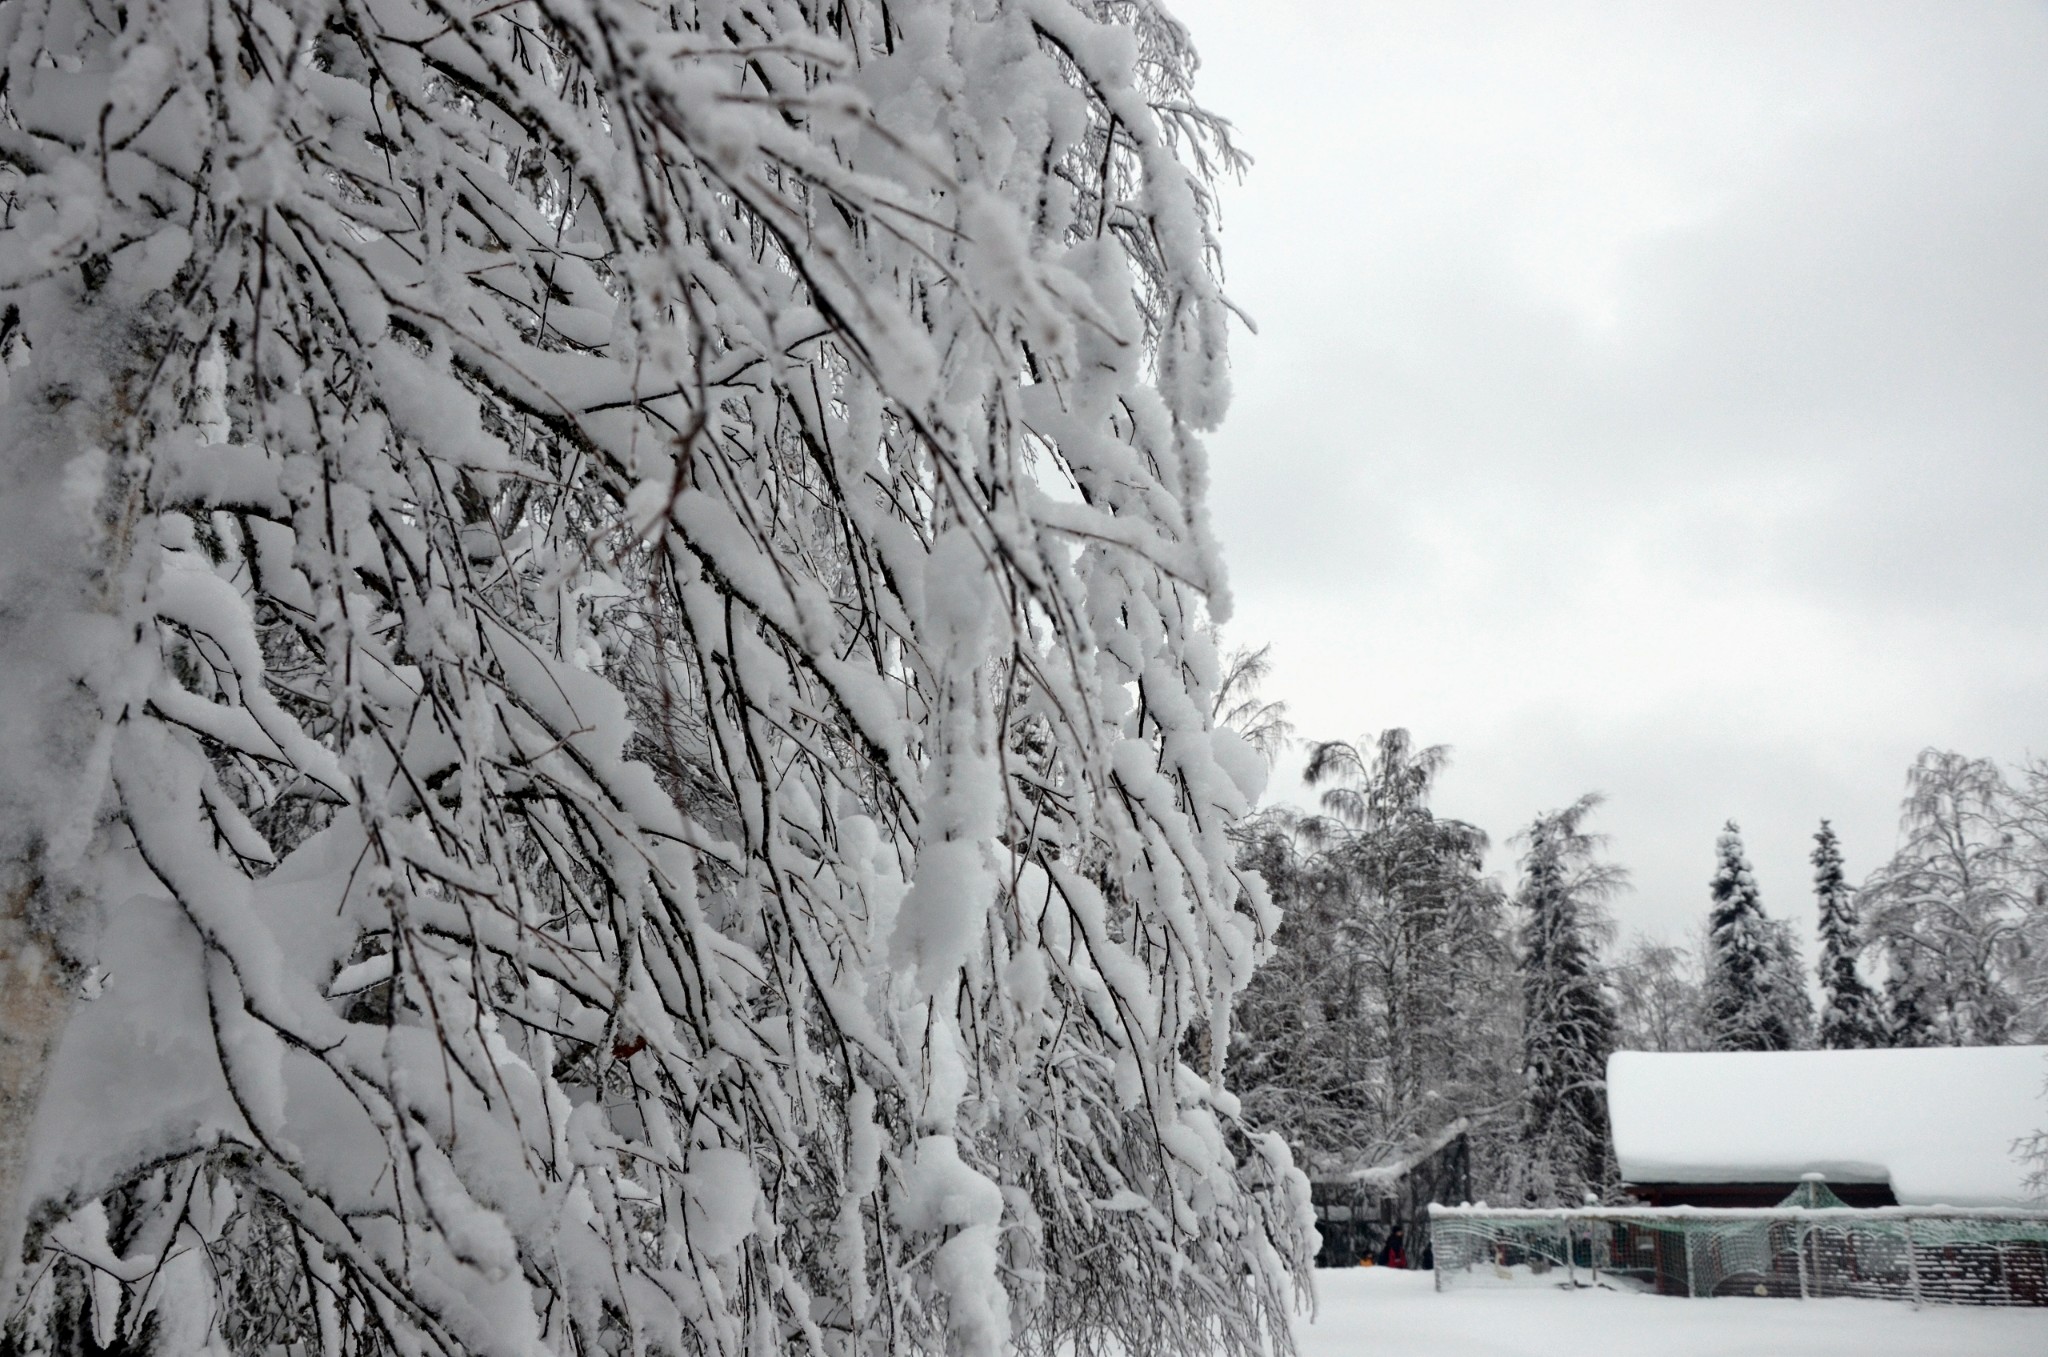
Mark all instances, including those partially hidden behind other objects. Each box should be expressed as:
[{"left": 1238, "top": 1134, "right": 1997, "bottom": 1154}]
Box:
[
  {"left": 1796, "top": 1220, "right": 1809, "bottom": 1300},
  {"left": 1684, "top": 1226, "right": 1698, "bottom": 1299},
  {"left": 1905, "top": 1221, "right": 1921, "bottom": 1308}
]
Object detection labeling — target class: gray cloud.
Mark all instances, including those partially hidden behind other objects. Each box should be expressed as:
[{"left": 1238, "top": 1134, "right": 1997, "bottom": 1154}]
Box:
[{"left": 1178, "top": 0, "right": 2048, "bottom": 946}]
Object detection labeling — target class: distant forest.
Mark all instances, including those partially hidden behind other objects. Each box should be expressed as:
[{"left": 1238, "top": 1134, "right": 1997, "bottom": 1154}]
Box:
[{"left": 1218, "top": 648, "right": 2048, "bottom": 1207}]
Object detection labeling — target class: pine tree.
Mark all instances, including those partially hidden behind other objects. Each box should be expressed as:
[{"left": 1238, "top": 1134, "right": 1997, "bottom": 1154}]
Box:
[
  {"left": 1705, "top": 821, "right": 1796, "bottom": 1051},
  {"left": 1813, "top": 820, "right": 1884, "bottom": 1048},
  {"left": 1513, "top": 795, "right": 1622, "bottom": 1206}
]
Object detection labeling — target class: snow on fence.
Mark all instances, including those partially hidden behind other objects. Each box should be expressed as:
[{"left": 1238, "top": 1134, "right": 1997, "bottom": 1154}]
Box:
[{"left": 1429, "top": 1203, "right": 2048, "bottom": 1306}]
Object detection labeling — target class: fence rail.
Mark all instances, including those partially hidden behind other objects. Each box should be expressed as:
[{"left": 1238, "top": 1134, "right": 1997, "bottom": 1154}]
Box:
[{"left": 1429, "top": 1204, "right": 2048, "bottom": 1306}]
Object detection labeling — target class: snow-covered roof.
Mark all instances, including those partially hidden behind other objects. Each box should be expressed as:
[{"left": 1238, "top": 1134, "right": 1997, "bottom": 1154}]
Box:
[
  {"left": 1319, "top": 1117, "right": 1470, "bottom": 1187},
  {"left": 1607, "top": 1046, "right": 2048, "bottom": 1208}
]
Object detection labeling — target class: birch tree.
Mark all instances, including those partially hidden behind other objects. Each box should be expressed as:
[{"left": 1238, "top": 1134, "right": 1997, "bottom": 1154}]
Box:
[
  {"left": 1864, "top": 750, "right": 2028, "bottom": 1046},
  {"left": 0, "top": 2, "right": 1314, "bottom": 1354},
  {"left": 1298, "top": 733, "right": 1509, "bottom": 1159},
  {"left": 1610, "top": 936, "right": 1705, "bottom": 1054},
  {"left": 1228, "top": 734, "right": 1512, "bottom": 1176}
]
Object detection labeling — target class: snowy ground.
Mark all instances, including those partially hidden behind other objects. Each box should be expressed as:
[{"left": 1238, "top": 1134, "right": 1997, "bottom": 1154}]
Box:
[{"left": 1298, "top": 1267, "right": 2048, "bottom": 1356}]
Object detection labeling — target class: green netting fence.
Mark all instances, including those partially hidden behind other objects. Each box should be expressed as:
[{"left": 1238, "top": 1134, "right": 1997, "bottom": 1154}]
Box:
[{"left": 1429, "top": 1200, "right": 2048, "bottom": 1306}]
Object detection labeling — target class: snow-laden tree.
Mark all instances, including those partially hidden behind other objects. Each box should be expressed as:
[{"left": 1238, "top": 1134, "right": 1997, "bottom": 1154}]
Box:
[
  {"left": 2000, "top": 757, "right": 2048, "bottom": 1037},
  {"left": 1609, "top": 936, "right": 1705, "bottom": 1054},
  {"left": 1703, "top": 821, "right": 1797, "bottom": 1052},
  {"left": 0, "top": 2, "right": 1316, "bottom": 1354},
  {"left": 1225, "top": 812, "right": 1375, "bottom": 1162},
  {"left": 1509, "top": 795, "right": 1620, "bottom": 1207},
  {"left": 1209, "top": 643, "right": 1292, "bottom": 769},
  {"left": 1883, "top": 947, "right": 1939, "bottom": 1048},
  {"left": 1864, "top": 750, "right": 2029, "bottom": 1046},
  {"left": 1297, "top": 732, "right": 1510, "bottom": 1159},
  {"left": 1760, "top": 915, "right": 1815, "bottom": 1051},
  {"left": 1228, "top": 733, "right": 1513, "bottom": 1178},
  {"left": 1813, "top": 821, "right": 1882, "bottom": 1050}
]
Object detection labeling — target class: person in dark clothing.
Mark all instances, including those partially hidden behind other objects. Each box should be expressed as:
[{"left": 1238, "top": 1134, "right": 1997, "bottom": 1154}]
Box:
[{"left": 1378, "top": 1225, "right": 1408, "bottom": 1269}]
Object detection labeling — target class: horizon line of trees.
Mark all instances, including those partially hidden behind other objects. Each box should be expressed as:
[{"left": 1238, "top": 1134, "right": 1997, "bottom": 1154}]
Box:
[
  {"left": 1217, "top": 681, "right": 2048, "bottom": 1208},
  {"left": 1630, "top": 747, "right": 2048, "bottom": 1058}
]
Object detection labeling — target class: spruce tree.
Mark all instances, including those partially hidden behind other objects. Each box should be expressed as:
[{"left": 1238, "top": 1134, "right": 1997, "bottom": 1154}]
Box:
[
  {"left": 1762, "top": 916, "right": 1817, "bottom": 1050},
  {"left": 1514, "top": 795, "right": 1623, "bottom": 1205},
  {"left": 1885, "top": 943, "right": 1940, "bottom": 1047},
  {"left": 1705, "top": 821, "right": 1796, "bottom": 1051},
  {"left": 1814, "top": 820, "right": 1884, "bottom": 1048}
]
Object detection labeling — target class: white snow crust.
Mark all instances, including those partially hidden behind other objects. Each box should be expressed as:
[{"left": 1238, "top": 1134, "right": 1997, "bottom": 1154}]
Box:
[
  {"left": 1607, "top": 1047, "right": 2048, "bottom": 1206},
  {"left": 1298, "top": 1267, "right": 2048, "bottom": 1357}
]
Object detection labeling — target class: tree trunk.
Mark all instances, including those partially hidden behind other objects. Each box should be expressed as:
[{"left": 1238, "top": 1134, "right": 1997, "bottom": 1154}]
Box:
[
  {"left": 0, "top": 879, "right": 70, "bottom": 1298},
  {"left": 0, "top": 291, "right": 143, "bottom": 1299}
]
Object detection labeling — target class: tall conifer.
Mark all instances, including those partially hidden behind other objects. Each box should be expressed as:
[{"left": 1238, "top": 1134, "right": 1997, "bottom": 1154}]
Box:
[
  {"left": 1705, "top": 821, "right": 1796, "bottom": 1050},
  {"left": 1763, "top": 917, "right": 1818, "bottom": 1049},
  {"left": 1885, "top": 945, "right": 1939, "bottom": 1048},
  {"left": 1515, "top": 796, "right": 1622, "bottom": 1205},
  {"left": 1813, "top": 821, "right": 1884, "bottom": 1048}
]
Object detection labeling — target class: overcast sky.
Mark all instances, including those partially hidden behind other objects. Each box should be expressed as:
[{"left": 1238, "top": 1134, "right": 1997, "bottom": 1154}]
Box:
[{"left": 1175, "top": 0, "right": 2048, "bottom": 957}]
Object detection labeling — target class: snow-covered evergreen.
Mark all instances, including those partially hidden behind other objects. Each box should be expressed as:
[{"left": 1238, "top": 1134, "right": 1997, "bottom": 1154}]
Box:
[
  {"left": 1813, "top": 821, "right": 1884, "bottom": 1049},
  {"left": 0, "top": 2, "right": 1316, "bottom": 1354},
  {"left": 1761, "top": 915, "right": 1817, "bottom": 1050},
  {"left": 1885, "top": 947, "right": 1940, "bottom": 1048},
  {"left": 1511, "top": 796, "right": 1621, "bottom": 1206},
  {"left": 1704, "top": 821, "right": 1798, "bottom": 1052}
]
